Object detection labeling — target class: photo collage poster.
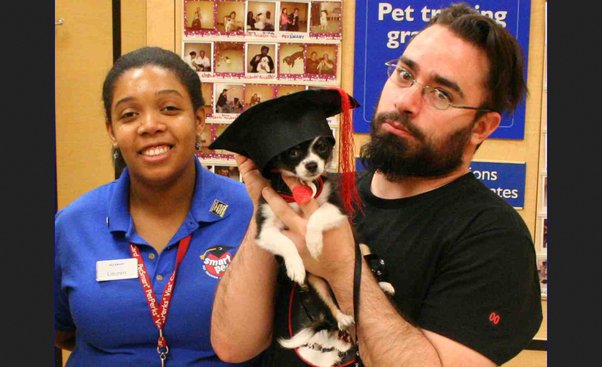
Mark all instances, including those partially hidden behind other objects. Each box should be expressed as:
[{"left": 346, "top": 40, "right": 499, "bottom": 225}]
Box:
[
  {"left": 536, "top": 1, "right": 547, "bottom": 300},
  {"left": 182, "top": 0, "right": 345, "bottom": 180}
]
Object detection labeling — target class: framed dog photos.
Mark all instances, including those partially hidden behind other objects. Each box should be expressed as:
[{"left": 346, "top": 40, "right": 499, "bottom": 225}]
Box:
[
  {"left": 214, "top": 83, "right": 245, "bottom": 116},
  {"left": 246, "top": 42, "right": 278, "bottom": 77},
  {"left": 214, "top": 41, "right": 246, "bottom": 76},
  {"left": 183, "top": 41, "right": 213, "bottom": 76},
  {"left": 182, "top": 0, "right": 346, "bottom": 167},
  {"left": 185, "top": 0, "right": 215, "bottom": 34},
  {"left": 309, "top": 1, "right": 343, "bottom": 37},
  {"left": 536, "top": 253, "right": 547, "bottom": 299},
  {"left": 200, "top": 81, "right": 214, "bottom": 116},
  {"left": 246, "top": 1, "right": 277, "bottom": 33}
]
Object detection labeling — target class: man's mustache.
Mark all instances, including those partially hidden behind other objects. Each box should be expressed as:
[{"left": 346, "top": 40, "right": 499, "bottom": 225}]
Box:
[{"left": 373, "top": 112, "right": 425, "bottom": 140}]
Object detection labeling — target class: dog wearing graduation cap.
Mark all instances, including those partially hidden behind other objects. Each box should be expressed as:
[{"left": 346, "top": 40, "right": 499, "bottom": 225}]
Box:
[{"left": 209, "top": 88, "right": 365, "bottom": 364}]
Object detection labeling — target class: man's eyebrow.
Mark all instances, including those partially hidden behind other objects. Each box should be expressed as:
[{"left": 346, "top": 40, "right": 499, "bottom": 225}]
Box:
[
  {"left": 432, "top": 75, "right": 464, "bottom": 98},
  {"left": 399, "top": 56, "right": 417, "bottom": 71},
  {"left": 400, "top": 56, "right": 465, "bottom": 98}
]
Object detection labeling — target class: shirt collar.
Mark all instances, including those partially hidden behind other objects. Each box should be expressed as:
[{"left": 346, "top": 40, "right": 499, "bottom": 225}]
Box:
[{"left": 107, "top": 158, "right": 232, "bottom": 236}]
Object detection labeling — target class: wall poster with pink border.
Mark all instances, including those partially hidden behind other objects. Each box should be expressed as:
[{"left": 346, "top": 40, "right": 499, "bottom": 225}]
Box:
[{"left": 182, "top": 0, "right": 345, "bottom": 179}]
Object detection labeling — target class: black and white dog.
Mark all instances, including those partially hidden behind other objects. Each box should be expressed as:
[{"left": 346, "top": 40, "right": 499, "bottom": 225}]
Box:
[
  {"left": 255, "top": 135, "right": 355, "bottom": 331},
  {"left": 255, "top": 135, "right": 396, "bottom": 366}
]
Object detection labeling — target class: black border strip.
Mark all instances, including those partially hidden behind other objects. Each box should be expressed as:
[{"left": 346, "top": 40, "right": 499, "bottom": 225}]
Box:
[
  {"left": 54, "top": 1, "right": 61, "bottom": 362},
  {"left": 55, "top": 347, "right": 62, "bottom": 366}
]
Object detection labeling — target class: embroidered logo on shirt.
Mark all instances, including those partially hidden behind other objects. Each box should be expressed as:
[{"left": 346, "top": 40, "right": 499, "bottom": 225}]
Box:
[
  {"left": 209, "top": 199, "right": 228, "bottom": 217},
  {"left": 489, "top": 311, "right": 501, "bottom": 325},
  {"left": 200, "top": 246, "right": 233, "bottom": 279}
]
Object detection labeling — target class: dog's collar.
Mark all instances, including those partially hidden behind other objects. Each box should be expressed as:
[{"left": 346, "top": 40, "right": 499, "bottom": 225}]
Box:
[{"left": 276, "top": 176, "right": 325, "bottom": 204}]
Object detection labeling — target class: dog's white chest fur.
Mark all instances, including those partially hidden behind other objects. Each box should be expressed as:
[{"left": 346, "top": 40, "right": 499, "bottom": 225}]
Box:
[
  {"left": 257, "top": 180, "right": 345, "bottom": 285},
  {"left": 253, "top": 136, "right": 364, "bottom": 365}
]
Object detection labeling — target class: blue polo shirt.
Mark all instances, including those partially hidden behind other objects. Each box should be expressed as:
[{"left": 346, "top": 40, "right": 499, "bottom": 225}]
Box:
[{"left": 55, "top": 158, "right": 255, "bottom": 366}]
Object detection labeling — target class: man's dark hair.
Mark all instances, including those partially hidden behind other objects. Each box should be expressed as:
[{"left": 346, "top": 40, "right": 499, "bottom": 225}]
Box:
[
  {"left": 261, "top": 46, "right": 269, "bottom": 52},
  {"left": 102, "top": 46, "right": 204, "bottom": 123},
  {"left": 426, "top": 2, "right": 527, "bottom": 115}
]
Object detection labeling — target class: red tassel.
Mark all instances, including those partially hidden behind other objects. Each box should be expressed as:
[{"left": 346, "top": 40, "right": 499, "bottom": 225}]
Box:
[{"left": 331, "top": 87, "right": 363, "bottom": 217}]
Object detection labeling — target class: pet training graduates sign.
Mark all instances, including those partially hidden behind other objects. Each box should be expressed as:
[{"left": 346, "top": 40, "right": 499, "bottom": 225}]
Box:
[
  {"left": 353, "top": 0, "right": 532, "bottom": 139},
  {"left": 355, "top": 159, "right": 527, "bottom": 208},
  {"left": 470, "top": 161, "right": 526, "bottom": 208}
]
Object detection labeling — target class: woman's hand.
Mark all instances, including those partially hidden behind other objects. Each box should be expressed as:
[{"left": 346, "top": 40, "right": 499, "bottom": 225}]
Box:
[{"left": 235, "top": 154, "right": 269, "bottom": 206}]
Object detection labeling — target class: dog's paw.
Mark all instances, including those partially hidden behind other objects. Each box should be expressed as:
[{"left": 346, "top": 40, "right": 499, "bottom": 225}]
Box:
[
  {"left": 379, "top": 281, "right": 395, "bottom": 296},
  {"left": 306, "top": 231, "right": 323, "bottom": 259},
  {"left": 334, "top": 310, "right": 355, "bottom": 331},
  {"left": 285, "top": 257, "right": 307, "bottom": 285}
]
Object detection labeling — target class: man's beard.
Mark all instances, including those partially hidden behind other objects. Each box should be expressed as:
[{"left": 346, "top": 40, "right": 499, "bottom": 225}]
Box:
[{"left": 359, "top": 111, "right": 472, "bottom": 182}]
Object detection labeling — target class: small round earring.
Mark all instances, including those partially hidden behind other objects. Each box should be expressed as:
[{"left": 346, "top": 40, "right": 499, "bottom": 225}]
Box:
[
  {"left": 195, "top": 136, "right": 202, "bottom": 150},
  {"left": 113, "top": 149, "right": 120, "bottom": 160}
]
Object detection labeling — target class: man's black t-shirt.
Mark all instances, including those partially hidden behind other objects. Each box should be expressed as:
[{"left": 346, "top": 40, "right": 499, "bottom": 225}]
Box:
[{"left": 260, "top": 171, "right": 542, "bottom": 366}]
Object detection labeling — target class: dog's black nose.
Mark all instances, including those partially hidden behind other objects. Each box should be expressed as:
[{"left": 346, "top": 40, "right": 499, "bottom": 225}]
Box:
[{"left": 305, "top": 161, "right": 318, "bottom": 173}]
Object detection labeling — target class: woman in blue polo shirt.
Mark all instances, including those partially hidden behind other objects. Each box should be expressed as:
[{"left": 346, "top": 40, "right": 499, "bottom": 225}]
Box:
[{"left": 54, "top": 46, "right": 258, "bottom": 366}]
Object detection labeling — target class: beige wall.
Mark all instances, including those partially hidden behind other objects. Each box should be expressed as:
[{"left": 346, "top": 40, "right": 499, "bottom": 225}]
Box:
[
  {"left": 55, "top": 0, "right": 148, "bottom": 211},
  {"left": 121, "top": 0, "right": 148, "bottom": 54},
  {"left": 55, "top": 0, "right": 113, "bottom": 210}
]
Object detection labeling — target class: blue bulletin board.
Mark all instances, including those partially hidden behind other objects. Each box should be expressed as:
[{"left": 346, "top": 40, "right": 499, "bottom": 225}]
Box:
[{"left": 352, "top": 0, "right": 532, "bottom": 139}]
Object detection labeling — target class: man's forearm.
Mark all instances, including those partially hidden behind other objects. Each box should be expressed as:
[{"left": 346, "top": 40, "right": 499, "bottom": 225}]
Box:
[
  {"left": 329, "top": 260, "right": 442, "bottom": 367},
  {"left": 210, "top": 228, "right": 279, "bottom": 362}
]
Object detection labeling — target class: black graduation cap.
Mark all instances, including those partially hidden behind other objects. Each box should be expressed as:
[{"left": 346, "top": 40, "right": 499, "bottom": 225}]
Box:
[{"left": 209, "top": 88, "right": 360, "bottom": 177}]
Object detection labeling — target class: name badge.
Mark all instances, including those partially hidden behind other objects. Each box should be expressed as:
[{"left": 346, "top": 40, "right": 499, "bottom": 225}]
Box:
[{"left": 96, "top": 258, "right": 138, "bottom": 282}]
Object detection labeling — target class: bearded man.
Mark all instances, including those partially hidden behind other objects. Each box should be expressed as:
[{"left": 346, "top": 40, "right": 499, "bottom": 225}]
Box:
[{"left": 211, "top": 4, "right": 543, "bottom": 366}]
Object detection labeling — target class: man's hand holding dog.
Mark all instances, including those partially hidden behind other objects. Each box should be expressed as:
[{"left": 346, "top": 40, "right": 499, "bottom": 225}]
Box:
[{"left": 235, "top": 154, "right": 269, "bottom": 207}]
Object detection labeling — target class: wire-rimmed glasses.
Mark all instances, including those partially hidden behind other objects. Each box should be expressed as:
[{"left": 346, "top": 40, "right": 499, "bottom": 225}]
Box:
[{"left": 385, "top": 59, "right": 493, "bottom": 112}]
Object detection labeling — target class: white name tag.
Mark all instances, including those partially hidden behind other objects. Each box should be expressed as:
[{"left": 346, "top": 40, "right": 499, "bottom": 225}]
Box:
[{"left": 96, "top": 258, "right": 138, "bottom": 282}]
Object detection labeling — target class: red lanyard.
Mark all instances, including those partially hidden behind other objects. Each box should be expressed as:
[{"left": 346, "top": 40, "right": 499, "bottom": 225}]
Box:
[{"left": 129, "top": 235, "right": 192, "bottom": 366}]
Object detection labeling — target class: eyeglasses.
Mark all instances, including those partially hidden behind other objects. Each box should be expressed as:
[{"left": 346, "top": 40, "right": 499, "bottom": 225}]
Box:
[{"left": 384, "top": 59, "right": 493, "bottom": 112}]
